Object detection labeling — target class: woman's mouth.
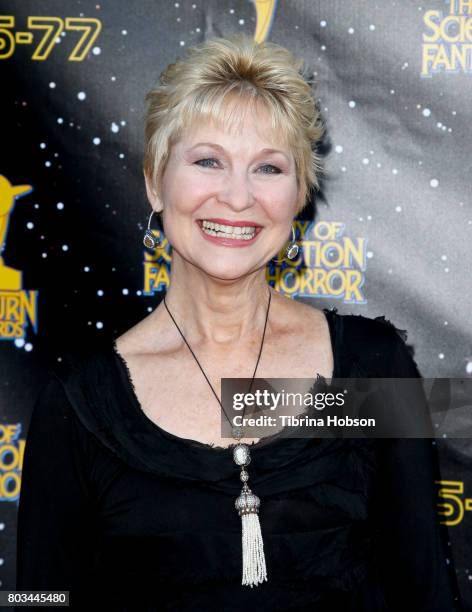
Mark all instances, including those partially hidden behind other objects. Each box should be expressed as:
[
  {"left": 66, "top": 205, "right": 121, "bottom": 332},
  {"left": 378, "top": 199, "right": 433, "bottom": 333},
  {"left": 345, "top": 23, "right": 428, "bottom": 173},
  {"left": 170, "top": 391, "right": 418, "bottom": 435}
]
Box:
[{"left": 196, "top": 219, "right": 263, "bottom": 246}]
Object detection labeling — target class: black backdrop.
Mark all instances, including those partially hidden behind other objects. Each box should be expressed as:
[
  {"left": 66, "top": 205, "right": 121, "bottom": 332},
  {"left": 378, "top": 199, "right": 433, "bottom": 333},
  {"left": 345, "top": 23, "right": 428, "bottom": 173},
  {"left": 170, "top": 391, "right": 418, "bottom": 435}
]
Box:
[{"left": 1, "top": 0, "right": 471, "bottom": 605}]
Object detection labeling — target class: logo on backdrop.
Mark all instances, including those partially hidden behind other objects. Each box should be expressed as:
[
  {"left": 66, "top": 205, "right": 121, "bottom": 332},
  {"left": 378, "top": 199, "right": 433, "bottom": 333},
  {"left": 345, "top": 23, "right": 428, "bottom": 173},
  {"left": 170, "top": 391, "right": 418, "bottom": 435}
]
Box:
[
  {"left": 0, "top": 423, "right": 24, "bottom": 503},
  {"left": 421, "top": 0, "right": 472, "bottom": 76},
  {"left": 253, "top": 0, "right": 279, "bottom": 42},
  {"left": 436, "top": 480, "right": 472, "bottom": 525},
  {"left": 267, "top": 221, "right": 367, "bottom": 304},
  {"left": 0, "top": 175, "right": 38, "bottom": 341},
  {"left": 142, "top": 220, "right": 368, "bottom": 305},
  {"left": 0, "top": 15, "right": 102, "bottom": 62}
]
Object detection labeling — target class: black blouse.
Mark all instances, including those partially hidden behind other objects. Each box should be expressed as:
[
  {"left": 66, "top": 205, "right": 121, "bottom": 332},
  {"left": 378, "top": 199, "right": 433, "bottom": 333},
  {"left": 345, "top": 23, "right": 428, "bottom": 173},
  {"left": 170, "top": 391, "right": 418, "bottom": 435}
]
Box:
[{"left": 16, "top": 308, "right": 464, "bottom": 611}]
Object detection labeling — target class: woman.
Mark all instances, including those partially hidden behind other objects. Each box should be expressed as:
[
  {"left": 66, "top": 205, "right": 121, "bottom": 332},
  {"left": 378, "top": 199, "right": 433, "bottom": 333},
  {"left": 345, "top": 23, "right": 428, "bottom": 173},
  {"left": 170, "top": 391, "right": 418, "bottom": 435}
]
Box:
[{"left": 16, "top": 34, "right": 463, "bottom": 611}]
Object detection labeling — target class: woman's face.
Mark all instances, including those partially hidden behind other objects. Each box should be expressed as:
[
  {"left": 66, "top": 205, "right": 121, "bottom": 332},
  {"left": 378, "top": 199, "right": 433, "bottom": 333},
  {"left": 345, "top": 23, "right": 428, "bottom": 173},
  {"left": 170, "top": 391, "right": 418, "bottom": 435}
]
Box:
[{"left": 146, "top": 101, "right": 299, "bottom": 280}]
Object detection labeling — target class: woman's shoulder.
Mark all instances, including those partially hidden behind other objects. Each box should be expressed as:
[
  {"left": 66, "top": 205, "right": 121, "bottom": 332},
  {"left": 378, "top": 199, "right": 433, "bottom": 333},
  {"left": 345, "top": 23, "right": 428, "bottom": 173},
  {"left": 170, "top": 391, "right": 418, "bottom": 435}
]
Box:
[
  {"left": 43, "top": 340, "right": 117, "bottom": 429},
  {"left": 325, "top": 307, "right": 420, "bottom": 377},
  {"left": 325, "top": 306, "right": 407, "bottom": 342},
  {"left": 50, "top": 338, "right": 113, "bottom": 381},
  {"left": 41, "top": 339, "right": 140, "bottom": 457},
  {"left": 338, "top": 309, "right": 408, "bottom": 343}
]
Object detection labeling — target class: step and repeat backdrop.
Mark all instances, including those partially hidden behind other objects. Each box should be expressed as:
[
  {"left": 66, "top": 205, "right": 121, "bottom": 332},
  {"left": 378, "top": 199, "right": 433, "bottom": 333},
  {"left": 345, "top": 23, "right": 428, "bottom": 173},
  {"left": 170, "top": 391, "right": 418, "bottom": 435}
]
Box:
[{"left": 1, "top": 0, "right": 471, "bottom": 604}]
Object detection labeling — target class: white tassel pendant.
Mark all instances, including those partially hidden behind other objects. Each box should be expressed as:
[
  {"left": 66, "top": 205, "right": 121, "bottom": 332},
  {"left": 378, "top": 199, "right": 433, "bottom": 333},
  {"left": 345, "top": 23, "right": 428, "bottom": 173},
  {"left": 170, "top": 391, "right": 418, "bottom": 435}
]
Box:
[{"left": 233, "top": 443, "right": 268, "bottom": 587}]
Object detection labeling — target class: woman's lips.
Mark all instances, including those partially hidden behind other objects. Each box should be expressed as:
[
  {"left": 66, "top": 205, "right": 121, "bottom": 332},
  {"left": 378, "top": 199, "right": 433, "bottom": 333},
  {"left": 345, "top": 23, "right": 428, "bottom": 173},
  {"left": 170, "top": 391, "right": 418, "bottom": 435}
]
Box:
[{"left": 196, "top": 220, "right": 263, "bottom": 247}]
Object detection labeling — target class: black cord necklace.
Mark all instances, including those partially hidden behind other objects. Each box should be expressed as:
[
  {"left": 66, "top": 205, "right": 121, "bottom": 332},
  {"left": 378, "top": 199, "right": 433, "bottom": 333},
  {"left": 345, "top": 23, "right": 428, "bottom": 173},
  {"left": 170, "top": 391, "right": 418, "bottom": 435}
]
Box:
[
  {"left": 162, "top": 287, "right": 271, "bottom": 587},
  {"left": 163, "top": 287, "right": 271, "bottom": 439}
]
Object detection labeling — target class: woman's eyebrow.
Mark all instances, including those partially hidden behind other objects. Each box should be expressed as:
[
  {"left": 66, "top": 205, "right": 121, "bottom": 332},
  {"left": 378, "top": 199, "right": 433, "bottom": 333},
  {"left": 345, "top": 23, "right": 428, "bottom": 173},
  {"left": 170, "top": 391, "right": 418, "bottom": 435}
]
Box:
[{"left": 186, "top": 142, "right": 291, "bottom": 161}]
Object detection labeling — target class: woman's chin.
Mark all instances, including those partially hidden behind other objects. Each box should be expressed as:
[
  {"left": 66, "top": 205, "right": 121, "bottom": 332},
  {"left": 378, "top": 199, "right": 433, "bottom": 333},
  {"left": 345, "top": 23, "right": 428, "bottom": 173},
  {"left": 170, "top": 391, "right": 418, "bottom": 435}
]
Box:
[{"left": 196, "top": 260, "right": 262, "bottom": 282}]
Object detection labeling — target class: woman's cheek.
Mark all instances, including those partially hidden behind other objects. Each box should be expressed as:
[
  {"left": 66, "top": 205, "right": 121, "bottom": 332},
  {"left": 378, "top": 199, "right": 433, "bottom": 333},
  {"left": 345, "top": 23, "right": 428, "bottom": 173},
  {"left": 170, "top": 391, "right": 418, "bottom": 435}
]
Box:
[{"left": 258, "top": 181, "right": 297, "bottom": 209}]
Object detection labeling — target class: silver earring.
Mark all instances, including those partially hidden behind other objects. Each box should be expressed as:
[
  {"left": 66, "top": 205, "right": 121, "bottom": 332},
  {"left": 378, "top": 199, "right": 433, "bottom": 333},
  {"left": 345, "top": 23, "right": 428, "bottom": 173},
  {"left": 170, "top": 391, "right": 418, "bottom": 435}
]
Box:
[
  {"left": 272, "top": 223, "right": 299, "bottom": 264},
  {"left": 143, "top": 209, "right": 163, "bottom": 248}
]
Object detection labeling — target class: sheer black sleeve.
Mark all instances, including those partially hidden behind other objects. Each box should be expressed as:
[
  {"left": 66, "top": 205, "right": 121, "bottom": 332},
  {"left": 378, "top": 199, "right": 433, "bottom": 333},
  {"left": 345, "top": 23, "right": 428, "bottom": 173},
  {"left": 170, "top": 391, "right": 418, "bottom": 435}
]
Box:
[
  {"left": 16, "top": 374, "right": 98, "bottom": 607},
  {"left": 371, "top": 324, "right": 464, "bottom": 611}
]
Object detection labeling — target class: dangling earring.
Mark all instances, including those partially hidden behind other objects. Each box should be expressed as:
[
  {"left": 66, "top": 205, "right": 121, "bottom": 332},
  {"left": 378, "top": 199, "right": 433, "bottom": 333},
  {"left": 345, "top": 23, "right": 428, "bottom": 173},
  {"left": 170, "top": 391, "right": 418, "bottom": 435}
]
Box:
[
  {"left": 272, "top": 223, "right": 299, "bottom": 264},
  {"left": 143, "top": 209, "right": 163, "bottom": 248}
]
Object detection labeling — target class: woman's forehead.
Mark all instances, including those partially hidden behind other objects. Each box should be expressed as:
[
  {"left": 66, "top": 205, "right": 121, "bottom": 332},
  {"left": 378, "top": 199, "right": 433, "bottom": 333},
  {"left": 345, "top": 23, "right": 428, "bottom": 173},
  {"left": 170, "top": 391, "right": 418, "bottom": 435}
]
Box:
[{"left": 180, "top": 105, "right": 290, "bottom": 149}]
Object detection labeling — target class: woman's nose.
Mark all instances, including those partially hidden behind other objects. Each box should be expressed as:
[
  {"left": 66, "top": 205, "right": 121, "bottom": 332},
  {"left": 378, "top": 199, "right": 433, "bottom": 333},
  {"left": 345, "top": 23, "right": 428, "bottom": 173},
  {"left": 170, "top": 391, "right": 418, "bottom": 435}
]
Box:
[{"left": 217, "top": 171, "right": 255, "bottom": 211}]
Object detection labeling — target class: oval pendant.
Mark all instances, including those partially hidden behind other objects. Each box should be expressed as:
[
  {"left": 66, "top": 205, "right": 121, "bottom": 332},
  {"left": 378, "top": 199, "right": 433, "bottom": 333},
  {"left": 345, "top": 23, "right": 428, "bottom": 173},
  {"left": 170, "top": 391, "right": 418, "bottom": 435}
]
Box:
[{"left": 233, "top": 443, "right": 251, "bottom": 467}]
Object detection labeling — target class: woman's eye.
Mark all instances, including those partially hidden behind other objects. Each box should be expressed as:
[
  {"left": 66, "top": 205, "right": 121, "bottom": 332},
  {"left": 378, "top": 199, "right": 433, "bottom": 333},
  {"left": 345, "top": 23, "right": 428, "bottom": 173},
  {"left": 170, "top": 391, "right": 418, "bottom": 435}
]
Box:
[
  {"left": 259, "top": 164, "right": 282, "bottom": 174},
  {"left": 195, "top": 158, "right": 219, "bottom": 168},
  {"left": 194, "top": 159, "right": 282, "bottom": 174}
]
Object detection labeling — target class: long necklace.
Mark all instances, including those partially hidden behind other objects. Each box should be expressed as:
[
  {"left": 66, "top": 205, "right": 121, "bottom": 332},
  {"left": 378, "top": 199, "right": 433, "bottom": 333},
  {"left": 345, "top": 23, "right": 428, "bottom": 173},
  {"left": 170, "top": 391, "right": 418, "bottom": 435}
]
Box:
[{"left": 163, "top": 288, "right": 271, "bottom": 588}]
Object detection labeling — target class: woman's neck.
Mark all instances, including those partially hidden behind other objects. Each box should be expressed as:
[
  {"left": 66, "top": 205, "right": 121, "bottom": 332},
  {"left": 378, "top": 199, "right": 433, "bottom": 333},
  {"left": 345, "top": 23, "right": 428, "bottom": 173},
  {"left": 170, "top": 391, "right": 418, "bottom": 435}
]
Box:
[{"left": 159, "top": 271, "right": 272, "bottom": 347}]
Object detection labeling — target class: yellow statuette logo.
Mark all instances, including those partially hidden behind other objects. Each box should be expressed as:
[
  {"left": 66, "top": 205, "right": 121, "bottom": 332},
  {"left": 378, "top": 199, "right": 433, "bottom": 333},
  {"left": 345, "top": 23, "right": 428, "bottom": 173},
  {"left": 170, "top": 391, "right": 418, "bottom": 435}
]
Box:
[
  {"left": 0, "top": 175, "right": 38, "bottom": 339},
  {"left": 253, "top": 0, "right": 278, "bottom": 43}
]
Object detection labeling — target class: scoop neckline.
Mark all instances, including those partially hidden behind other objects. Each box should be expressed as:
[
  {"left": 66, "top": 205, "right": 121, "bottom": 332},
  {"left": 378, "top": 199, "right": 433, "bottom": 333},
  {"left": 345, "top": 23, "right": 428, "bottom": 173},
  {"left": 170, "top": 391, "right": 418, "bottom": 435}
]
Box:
[{"left": 111, "top": 306, "right": 339, "bottom": 454}]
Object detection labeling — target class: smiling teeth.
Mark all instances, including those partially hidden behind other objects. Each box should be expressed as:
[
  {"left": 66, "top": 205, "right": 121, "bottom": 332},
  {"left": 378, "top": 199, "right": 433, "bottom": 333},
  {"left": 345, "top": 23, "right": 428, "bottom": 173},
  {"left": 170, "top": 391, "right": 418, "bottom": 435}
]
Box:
[{"left": 201, "top": 220, "right": 256, "bottom": 240}]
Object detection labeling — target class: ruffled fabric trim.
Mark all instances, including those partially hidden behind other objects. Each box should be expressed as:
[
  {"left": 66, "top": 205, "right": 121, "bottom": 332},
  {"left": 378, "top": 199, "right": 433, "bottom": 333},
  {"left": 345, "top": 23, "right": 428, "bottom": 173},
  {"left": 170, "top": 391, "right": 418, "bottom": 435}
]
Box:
[
  {"left": 52, "top": 347, "right": 345, "bottom": 487},
  {"left": 373, "top": 314, "right": 408, "bottom": 343},
  {"left": 52, "top": 308, "right": 402, "bottom": 484}
]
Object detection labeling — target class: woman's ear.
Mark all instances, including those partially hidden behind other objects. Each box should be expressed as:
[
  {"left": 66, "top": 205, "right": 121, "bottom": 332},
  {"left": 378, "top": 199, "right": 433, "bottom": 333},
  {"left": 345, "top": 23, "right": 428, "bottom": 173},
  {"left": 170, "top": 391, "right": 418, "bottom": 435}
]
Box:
[{"left": 144, "top": 170, "right": 163, "bottom": 212}]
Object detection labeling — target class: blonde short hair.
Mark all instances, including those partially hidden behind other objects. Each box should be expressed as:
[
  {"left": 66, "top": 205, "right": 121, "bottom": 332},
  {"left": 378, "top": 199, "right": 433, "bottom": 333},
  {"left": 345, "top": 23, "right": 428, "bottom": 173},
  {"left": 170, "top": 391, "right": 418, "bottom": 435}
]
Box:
[{"left": 143, "top": 33, "right": 325, "bottom": 215}]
